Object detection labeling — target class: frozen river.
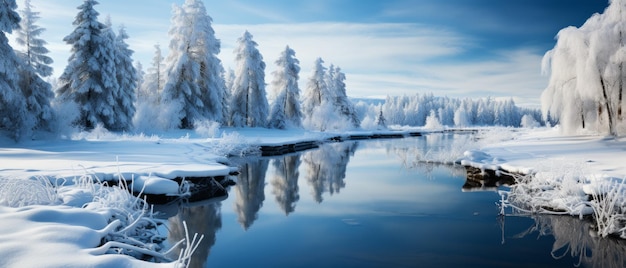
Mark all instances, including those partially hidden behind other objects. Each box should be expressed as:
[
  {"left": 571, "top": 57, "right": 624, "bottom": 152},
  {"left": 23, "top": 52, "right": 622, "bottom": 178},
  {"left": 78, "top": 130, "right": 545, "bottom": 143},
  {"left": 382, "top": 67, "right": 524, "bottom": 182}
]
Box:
[{"left": 160, "top": 134, "right": 626, "bottom": 268}]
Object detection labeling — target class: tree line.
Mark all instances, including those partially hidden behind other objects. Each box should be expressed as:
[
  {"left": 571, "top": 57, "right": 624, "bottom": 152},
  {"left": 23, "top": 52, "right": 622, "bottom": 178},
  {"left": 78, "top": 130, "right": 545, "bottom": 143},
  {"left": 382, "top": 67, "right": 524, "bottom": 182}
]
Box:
[
  {"left": 0, "top": 0, "right": 543, "bottom": 141},
  {"left": 355, "top": 94, "right": 544, "bottom": 129}
]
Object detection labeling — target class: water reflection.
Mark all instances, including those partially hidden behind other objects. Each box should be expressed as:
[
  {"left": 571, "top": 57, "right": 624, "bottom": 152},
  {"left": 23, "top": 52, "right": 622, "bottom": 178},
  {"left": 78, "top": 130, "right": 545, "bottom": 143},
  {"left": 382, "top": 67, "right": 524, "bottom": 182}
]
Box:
[
  {"left": 159, "top": 135, "right": 626, "bottom": 267},
  {"left": 270, "top": 155, "right": 301, "bottom": 215},
  {"left": 232, "top": 158, "right": 269, "bottom": 230},
  {"left": 167, "top": 201, "right": 222, "bottom": 268},
  {"left": 302, "top": 141, "right": 358, "bottom": 203},
  {"left": 504, "top": 214, "right": 626, "bottom": 268}
]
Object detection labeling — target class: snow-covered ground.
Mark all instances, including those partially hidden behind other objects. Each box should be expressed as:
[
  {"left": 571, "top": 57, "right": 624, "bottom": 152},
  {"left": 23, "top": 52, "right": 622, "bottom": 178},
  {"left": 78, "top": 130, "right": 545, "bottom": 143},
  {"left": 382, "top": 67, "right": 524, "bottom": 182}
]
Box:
[{"left": 2, "top": 126, "right": 626, "bottom": 267}]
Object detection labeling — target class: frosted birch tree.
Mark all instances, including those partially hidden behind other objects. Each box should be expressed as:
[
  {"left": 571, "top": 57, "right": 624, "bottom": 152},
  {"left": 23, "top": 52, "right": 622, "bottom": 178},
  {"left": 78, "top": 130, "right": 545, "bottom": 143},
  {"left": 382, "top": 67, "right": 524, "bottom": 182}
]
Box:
[
  {"left": 0, "top": 0, "right": 32, "bottom": 139},
  {"left": 229, "top": 31, "right": 269, "bottom": 127},
  {"left": 268, "top": 46, "right": 303, "bottom": 129},
  {"left": 161, "top": 0, "right": 226, "bottom": 129}
]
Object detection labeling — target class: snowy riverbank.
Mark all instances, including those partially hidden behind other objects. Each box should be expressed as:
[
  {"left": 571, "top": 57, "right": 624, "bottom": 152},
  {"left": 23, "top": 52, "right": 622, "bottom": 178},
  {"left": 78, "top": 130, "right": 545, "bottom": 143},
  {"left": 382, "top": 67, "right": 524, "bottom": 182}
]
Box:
[{"left": 459, "top": 127, "right": 626, "bottom": 238}]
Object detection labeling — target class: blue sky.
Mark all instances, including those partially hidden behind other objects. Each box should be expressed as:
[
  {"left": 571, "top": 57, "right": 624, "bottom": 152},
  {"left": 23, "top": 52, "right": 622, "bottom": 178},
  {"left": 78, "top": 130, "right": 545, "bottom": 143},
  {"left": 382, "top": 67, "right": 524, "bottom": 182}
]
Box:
[{"left": 10, "top": 0, "right": 608, "bottom": 106}]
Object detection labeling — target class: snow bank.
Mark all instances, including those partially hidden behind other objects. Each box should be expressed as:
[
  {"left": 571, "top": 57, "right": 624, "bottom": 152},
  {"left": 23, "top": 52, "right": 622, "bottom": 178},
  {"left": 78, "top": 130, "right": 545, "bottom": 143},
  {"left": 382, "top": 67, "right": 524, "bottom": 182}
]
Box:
[
  {"left": 459, "top": 127, "right": 626, "bottom": 238},
  {"left": 0, "top": 175, "right": 203, "bottom": 267}
]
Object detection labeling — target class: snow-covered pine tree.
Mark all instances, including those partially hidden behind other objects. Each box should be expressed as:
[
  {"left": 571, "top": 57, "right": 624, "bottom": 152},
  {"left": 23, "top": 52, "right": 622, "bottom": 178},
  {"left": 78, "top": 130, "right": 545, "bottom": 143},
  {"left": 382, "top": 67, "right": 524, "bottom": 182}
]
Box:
[
  {"left": 229, "top": 30, "right": 269, "bottom": 127},
  {"left": 112, "top": 25, "right": 137, "bottom": 131},
  {"left": 268, "top": 46, "right": 303, "bottom": 129},
  {"left": 16, "top": 0, "right": 52, "bottom": 77},
  {"left": 15, "top": 0, "right": 54, "bottom": 131},
  {"left": 57, "top": 0, "right": 122, "bottom": 131},
  {"left": 327, "top": 65, "right": 360, "bottom": 128},
  {"left": 302, "top": 58, "right": 327, "bottom": 117},
  {"left": 0, "top": 0, "right": 32, "bottom": 139},
  {"left": 184, "top": 0, "right": 226, "bottom": 124},
  {"left": 161, "top": 0, "right": 225, "bottom": 129},
  {"left": 140, "top": 44, "right": 164, "bottom": 104},
  {"left": 134, "top": 61, "right": 144, "bottom": 99}
]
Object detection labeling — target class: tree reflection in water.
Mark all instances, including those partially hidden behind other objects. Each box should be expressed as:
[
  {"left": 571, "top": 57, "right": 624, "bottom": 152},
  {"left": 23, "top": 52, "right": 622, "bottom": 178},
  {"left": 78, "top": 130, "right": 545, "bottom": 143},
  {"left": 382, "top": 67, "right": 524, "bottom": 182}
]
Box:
[
  {"left": 168, "top": 202, "right": 223, "bottom": 268},
  {"left": 302, "top": 141, "right": 358, "bottom": 203},
  {"left": 232, "top": 158, "right": 269, "bottom": 230},
  {"left": 503, "top": 214, "right": 626, "bottom": 268},
  {"left": 270, "top": 154, "right": 301, "bottom": 215}
]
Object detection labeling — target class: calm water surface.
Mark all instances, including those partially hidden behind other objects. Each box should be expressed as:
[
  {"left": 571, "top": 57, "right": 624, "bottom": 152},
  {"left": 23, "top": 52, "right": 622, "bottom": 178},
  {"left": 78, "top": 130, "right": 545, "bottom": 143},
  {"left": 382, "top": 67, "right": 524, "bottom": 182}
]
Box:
[{"left": 162, "top": 134, "right": 626, "bottom": 268}]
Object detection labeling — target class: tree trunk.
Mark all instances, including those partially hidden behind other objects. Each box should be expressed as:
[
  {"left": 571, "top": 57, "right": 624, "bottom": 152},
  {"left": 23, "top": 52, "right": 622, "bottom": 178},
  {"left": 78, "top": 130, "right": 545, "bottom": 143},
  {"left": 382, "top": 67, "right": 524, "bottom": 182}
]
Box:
[
  {"left": 599, "top": 74, "right": 616, "bottom": 136},
  {"left": 619, "top": 62, "right": 623, "bottom": 121}
]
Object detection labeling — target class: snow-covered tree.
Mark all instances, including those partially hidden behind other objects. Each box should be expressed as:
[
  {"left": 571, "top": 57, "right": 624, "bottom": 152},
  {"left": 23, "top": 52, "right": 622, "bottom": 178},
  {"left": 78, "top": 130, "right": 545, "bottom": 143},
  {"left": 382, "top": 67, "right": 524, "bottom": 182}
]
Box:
[
  {"left": 0, "top": 0, "right": 33, "bottom": 139},
  {"left": 134, "top": 61, "right": 144, "bottom": 98},
  {"left": 14, "top": 0, "right": 54, "bottom": 131},
  {"left": 268, "top": 46, "right": 303, "bottom": 129},
  {"left": 229, "top": 30, "right": 269, "bottom": 127},
  {"left": 112, "top": 25, "right": 137, "bottom": 131},
  {"left": 139, "top": 44, "right": 164, "bottom": 104},
  {"left": 302, "top": 58, "right": 327, "bottom": 117},
  {"left": 161, "top": 0, "right": 226, "bottom": 129},
  {"left": 302, "top": 59, "right": 360, "bottom": 130},
  {"left": 454, "top": 105, "right": 470, "bottom": 127},
  {"left": 327, "top": 65, "right": 360, "bottom": 128},
  {"left": 541, "top": 0, "right": 626, "bottom": 135},
  {"left": 375, "top": 107, "right": 386, "bottom": 129},
  {"left": 57, "top": 0, "right": 125, "bottom": 131},
  {"left": 15, "top": 0, "right": 52, "bottom": 77}
]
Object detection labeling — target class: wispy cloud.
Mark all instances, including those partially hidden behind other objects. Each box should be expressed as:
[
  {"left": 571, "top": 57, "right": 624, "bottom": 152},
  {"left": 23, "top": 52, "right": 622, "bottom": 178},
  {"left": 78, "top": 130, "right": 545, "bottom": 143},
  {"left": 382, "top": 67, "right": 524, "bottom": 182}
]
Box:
[
  {"left": 9, "top": 0, "right": 548, "bottom": 106},
  {"left": 214, "top": 22, "right": 546, "bottom": 105}
]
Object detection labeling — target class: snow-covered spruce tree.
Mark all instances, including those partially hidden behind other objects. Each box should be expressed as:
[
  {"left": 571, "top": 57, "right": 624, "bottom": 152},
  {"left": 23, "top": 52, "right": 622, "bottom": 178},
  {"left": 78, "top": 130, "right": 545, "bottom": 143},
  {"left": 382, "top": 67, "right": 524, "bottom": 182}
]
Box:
[
  {"left": 327, "top": 65, "right": 360, "bottom": 128},
  {"left": 57, "top": 0, "right": 125, "bottom": 131},
  {"left": 112, "top": 25, "right": 137, "bottom": 131},
  {"left": 301, "top": 58, "right": 331, "bottom": 130},
  {"left": 542, "top": 0, "right": 626, "bottom": 135},
  {"left": 134, "top": 61, "right": 144, "bottom": 99},
  {"left": 16, "top": 0, "right": 52, "bottom": 77},
  {"left": 0, "top": 0, "right": 33, "bottom": 139},
  {"left": 14, "top": 0, "right": 54, "bottom": 131},
  {"left": 268, "top": 46, "right": 303, "bottom": 129},
  {"left": 140, "top": 44, "right": 164, "bottom": 104},
  {"left": 229, "top": 30, "right": 269, "bottom": 127},
  {"left": 161, "top": 0, "right": 226, "bottom": 129}
]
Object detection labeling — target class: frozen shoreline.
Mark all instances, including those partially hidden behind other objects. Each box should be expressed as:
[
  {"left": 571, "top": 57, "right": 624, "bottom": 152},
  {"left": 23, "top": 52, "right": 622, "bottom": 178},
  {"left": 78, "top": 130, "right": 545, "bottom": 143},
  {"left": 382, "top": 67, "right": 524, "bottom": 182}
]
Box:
[{"left": 459, "top": 127, "right": 626, "bottom": 238}]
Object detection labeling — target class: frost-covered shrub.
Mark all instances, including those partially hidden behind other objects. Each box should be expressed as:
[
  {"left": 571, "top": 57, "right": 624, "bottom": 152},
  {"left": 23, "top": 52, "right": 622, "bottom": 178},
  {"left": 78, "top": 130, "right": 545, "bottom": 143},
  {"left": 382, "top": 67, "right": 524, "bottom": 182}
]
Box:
[
  {"left": 498, "top": 159, "right": 626, "bottom": 239},
  {"left": 0, "top": 177, "right": 59, "bottom": 207},
  {"left": 194, "top": 120, "right": 221, "bottom": 138},
  {"left": 520, "top": 114, "right": 540, "bottom": 128},
  {"left": 424, "top": 110, "right": 443, "bottom": 129}
]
